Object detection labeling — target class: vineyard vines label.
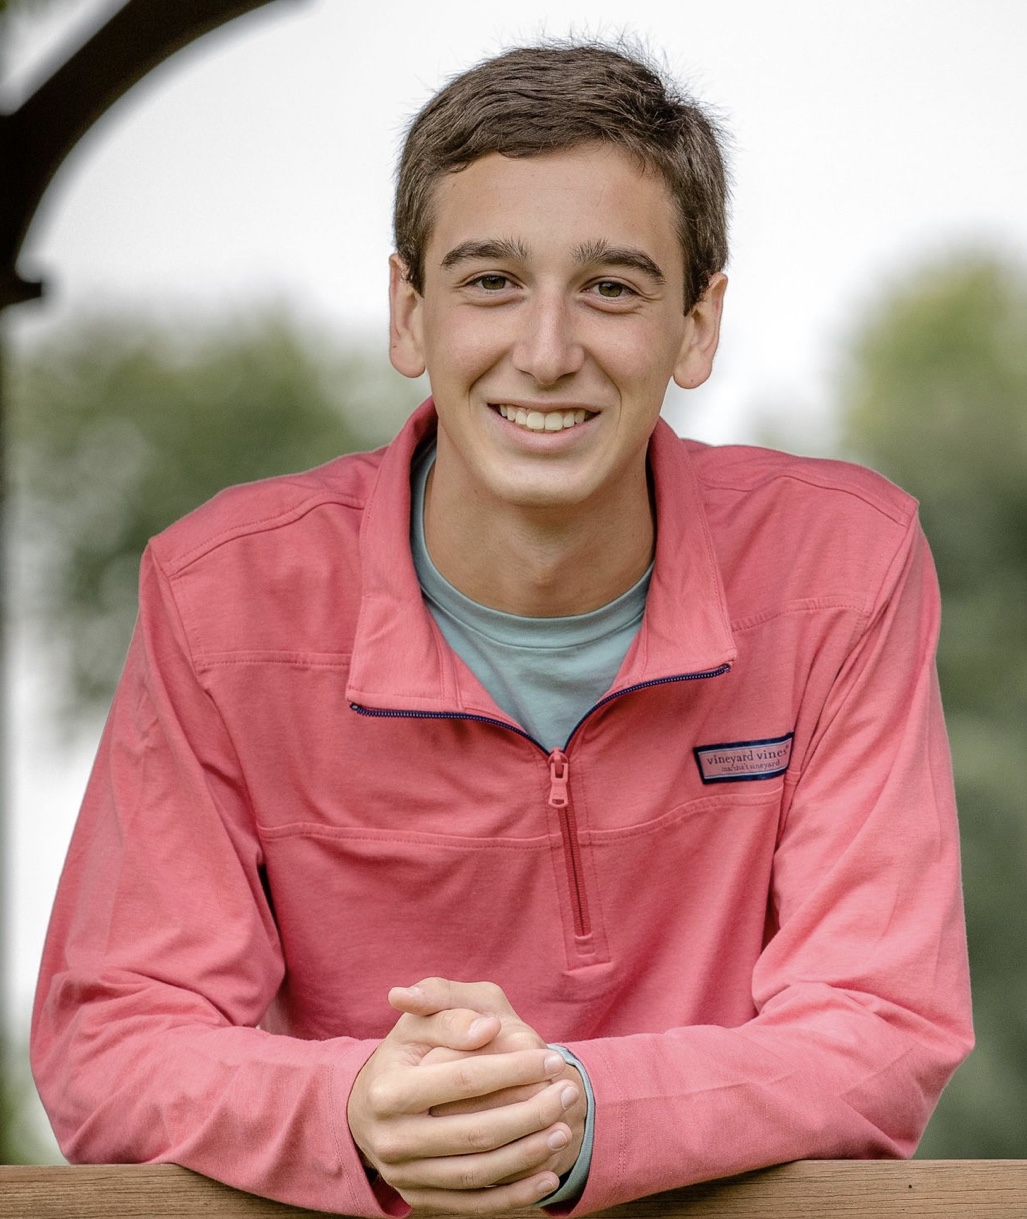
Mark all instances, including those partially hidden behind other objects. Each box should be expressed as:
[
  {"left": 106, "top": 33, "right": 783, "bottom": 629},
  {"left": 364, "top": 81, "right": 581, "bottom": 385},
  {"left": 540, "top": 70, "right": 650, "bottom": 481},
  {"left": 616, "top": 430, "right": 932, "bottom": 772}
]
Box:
[{"left": 693, "top": 732, "right": 794, "bottom": 784}]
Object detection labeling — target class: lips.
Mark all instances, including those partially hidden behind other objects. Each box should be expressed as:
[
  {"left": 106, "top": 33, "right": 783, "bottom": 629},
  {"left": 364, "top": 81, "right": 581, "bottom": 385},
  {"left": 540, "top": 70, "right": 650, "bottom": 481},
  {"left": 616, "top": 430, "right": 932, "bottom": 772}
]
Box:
[{"left": 495, "top": 404, "right": 593, "bottom": 432}]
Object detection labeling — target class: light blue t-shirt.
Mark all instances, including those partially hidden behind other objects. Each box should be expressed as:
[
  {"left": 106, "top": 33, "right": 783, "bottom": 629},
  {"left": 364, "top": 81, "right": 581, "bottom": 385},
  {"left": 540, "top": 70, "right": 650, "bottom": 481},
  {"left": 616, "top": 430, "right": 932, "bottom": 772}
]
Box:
[{"left": 410, "top": 442, "right": 651, "bottom": 750}]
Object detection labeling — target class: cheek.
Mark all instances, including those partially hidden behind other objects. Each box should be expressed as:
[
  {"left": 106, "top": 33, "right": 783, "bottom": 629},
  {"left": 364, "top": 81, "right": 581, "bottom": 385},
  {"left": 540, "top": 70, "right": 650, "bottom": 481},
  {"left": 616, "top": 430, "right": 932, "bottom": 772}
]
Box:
[
  {"left": 599, "top": 326, "right": 679, "bottom": 397},
  {"left": 424, "top": 316, "right": 506, "bottom": 386}
]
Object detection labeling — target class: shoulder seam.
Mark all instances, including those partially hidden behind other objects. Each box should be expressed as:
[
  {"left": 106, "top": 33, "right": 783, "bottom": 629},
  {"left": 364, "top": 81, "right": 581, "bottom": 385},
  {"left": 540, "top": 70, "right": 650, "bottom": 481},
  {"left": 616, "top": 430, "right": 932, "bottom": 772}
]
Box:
[
  {"left": 701, "top": 468, "right": 915, "bottom": 528},
  {"left": 687, "top": 443, "right": 917, "bottom": 528},
  {"left": 158, "top": 490, "right": 366, "bottom": 577}
]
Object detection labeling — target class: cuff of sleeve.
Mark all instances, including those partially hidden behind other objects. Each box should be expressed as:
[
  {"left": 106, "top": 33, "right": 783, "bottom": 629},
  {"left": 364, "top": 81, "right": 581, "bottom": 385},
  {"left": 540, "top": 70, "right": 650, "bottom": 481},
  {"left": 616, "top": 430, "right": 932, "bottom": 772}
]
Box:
[{"left": 537, "top": 1044, "right": 594, "bottom": 1209}]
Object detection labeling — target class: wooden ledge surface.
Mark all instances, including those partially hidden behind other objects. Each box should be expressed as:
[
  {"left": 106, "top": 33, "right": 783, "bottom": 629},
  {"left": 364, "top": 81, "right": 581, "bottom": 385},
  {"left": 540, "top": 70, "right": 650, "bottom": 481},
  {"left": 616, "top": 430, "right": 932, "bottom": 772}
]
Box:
[{"left": 1, "top": 1160, "right": 1026, "bottom": 1217}]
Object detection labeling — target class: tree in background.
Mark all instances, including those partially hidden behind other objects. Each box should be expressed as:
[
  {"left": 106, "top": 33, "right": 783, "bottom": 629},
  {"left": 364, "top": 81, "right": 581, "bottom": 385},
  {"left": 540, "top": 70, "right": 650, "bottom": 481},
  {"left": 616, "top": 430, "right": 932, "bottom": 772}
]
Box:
[
  {"left": 839, "top": 250, "right": 1027, "bottom": 1156},
  {"left": 10, "top": 312, "right": 423, "bottom": 721}
]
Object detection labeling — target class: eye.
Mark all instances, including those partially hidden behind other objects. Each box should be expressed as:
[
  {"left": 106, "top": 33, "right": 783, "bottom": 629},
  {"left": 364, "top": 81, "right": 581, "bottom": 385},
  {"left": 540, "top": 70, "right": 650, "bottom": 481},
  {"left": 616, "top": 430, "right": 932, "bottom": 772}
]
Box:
[{"left": 591, "top": 280, "right": 635, "bottom": 300}]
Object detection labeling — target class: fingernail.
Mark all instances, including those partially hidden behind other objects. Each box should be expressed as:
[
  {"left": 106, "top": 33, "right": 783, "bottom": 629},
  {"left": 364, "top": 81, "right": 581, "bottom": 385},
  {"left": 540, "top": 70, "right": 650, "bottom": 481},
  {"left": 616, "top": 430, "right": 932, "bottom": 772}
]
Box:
[
  {"left": 560, "top": 1085, "right": 578, "bottom": 1110},
  {"left": 544, "top": 1052, "right": 565, "bottom": 1074},
  {"left": 547, "top": 1128, "right": 569, "bottom": 1151}
]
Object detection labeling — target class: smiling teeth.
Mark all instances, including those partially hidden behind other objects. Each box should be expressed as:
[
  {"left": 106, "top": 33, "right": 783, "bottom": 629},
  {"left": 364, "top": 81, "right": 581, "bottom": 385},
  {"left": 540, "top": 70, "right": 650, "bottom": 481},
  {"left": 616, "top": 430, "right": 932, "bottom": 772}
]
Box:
[{"left": 497, "top": 405, "right": 590, "bottom": 431}]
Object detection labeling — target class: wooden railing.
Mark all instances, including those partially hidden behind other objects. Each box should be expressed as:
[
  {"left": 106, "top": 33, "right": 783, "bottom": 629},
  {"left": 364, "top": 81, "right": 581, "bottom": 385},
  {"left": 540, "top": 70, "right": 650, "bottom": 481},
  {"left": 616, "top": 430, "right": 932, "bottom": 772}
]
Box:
[{"left": 1, "top": 1161, "right": 1026, "bottom": 1217}]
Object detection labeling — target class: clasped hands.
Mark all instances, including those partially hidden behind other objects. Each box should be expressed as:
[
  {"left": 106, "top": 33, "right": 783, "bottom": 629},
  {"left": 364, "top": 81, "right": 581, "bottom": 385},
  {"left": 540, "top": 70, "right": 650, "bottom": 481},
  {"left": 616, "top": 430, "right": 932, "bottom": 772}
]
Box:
[{"left": 347, "top": 977, "right": 586, "bottom": 1214}]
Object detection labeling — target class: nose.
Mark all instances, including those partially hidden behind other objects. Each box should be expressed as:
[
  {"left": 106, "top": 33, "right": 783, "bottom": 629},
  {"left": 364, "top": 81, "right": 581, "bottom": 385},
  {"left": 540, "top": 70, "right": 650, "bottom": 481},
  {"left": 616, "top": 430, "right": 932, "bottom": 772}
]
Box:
[{"left": 511, "top": 292, "right": 585, "bottom": 387}]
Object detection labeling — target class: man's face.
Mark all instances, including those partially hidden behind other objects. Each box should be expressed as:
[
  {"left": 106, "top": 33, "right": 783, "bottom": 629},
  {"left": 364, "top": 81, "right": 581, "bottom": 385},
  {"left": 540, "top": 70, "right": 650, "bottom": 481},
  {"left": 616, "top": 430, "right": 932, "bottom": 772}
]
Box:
[{"left": 389, "top": 143, "right": 725, "bottom": 518}]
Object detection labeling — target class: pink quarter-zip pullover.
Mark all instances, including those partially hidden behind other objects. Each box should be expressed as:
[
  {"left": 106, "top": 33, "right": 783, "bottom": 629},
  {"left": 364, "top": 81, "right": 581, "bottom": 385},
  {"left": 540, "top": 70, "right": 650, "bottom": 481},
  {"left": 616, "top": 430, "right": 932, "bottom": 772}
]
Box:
[{"left": 32, "top": 401, "right": 972, "bottom": 1215}]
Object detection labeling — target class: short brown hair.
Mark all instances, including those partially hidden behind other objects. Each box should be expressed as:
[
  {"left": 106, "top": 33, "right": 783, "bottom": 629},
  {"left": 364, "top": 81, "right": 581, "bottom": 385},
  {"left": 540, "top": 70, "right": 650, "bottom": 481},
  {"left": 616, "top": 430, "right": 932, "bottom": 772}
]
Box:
[{"left": 394, "top": 41, "right": 730, "bottom": 311}]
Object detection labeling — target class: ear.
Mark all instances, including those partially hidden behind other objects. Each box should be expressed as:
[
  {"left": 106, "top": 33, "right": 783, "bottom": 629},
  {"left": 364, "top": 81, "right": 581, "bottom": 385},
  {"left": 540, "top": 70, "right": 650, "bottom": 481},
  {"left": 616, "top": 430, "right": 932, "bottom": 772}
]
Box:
[
  {"left": 389, "top": 254, "right": 427, "bottom": 378},
  {"left": 672, "top": 273, "right": 728, "bottom": 390}
]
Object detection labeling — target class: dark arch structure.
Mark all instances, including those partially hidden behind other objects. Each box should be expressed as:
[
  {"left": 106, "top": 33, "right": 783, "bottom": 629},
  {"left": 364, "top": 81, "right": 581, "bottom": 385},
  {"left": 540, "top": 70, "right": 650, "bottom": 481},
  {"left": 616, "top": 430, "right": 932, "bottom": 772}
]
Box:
[{"left": 0, "top": 0, "right": 297, "bottom": 310}]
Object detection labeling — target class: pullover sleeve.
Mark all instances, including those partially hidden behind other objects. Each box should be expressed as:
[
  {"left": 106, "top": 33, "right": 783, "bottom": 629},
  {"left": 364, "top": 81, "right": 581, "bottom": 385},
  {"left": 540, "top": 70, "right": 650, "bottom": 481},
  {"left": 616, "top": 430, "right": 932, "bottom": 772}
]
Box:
[
  {"left": 30, "top": 548, "right": 390, "bottom": 1217},
  {"left": 562, "top": 519, "right": 973, "bottom": 1213}
]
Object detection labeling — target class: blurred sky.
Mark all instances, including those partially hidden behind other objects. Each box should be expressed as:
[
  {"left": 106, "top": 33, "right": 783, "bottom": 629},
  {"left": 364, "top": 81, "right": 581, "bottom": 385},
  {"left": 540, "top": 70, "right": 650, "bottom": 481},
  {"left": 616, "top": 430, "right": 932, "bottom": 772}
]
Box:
[{"left": 4, "top": 0, "right": 1027, "bottom": 1101}]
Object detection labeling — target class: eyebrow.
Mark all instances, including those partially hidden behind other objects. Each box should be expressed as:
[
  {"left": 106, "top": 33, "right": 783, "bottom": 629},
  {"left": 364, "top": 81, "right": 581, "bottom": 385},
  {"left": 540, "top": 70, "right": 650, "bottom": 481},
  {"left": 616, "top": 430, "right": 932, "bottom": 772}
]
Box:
[
  {"left": 440, "top": 238, "right": 530, "bottom": 269},
  {"left": 574, "top": 239, "right": 666, "bottom": 285}
]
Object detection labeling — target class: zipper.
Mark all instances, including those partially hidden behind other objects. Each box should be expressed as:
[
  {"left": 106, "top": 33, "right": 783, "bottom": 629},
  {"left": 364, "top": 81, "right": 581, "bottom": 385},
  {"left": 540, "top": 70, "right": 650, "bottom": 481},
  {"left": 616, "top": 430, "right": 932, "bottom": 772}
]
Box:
[
  {"left": 351, "top": 662, "right": 729, "bottom": 948},
  {"left": 548, "top": 749, "right": 590, "bottom": 938},
  {"left": 560, "top": 664, "right": 731, "bottom": 750},
  {"left": 349, "top": 703, "right": 542, "bottom": 746},
  {"left": 349, "top": 663, "right": 730, "bottom": 751}
]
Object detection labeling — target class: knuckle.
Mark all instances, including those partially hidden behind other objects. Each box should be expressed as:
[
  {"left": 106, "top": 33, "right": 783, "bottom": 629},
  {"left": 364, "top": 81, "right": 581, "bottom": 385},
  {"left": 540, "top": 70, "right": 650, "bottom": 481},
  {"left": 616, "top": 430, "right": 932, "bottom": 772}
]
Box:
[
  {"left": 515, "top": 1140, "right": 543, "bottom": 1174},
  {"left": 453, "top": 1058, "right": 480, "bottom": 1092},
  {"left": 457, "top": 1164, "right": 487, "bottom": 1191},
  {"left": 439, "top": 1009, "right": 465, "bottom": 1037},
  {"left": 365, "top": 1077, "right": 398, "bottom": 1116},
  {"left": 463, "top": 1121, "right": 496, "bottom": 1153},
  {"left": 469, "top": 1189, "right": 504, "bottom": 1216},
  {"left": 372, "top": 1132, "right": 405, "bottom": 1164}
]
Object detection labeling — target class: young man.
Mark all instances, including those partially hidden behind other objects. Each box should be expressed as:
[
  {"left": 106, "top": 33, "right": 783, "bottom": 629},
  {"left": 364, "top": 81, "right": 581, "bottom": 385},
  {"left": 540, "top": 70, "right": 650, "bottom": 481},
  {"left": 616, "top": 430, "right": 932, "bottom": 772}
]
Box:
[{"left": 32, "top": 43, "right": 972, "bottom": 1218}]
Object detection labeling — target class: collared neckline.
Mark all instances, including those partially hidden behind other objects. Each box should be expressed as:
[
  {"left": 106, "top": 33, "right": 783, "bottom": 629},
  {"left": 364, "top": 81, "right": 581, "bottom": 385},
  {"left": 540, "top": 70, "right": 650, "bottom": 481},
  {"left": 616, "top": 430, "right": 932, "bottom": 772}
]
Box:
[{"left": 345, "top": 400, "right": 736, "bottom": 716}]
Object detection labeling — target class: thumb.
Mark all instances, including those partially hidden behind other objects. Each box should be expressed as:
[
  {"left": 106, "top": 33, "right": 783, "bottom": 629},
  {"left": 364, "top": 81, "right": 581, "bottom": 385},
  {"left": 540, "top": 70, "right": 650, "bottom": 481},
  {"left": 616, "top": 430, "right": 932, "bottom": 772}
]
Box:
[
  {"left": 391, "top": 1004, "right": 502, "bottom": 1053},
  {"left": 390, "top": 976, "right": 515, "bottom": 1018}
]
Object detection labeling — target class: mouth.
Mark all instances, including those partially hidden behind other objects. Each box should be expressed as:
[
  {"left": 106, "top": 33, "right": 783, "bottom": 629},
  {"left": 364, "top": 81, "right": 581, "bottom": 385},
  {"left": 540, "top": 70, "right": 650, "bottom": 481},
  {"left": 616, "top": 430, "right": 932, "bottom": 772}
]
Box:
[{"left": 494, "top": 404, "right": 595, "bottom": 433}]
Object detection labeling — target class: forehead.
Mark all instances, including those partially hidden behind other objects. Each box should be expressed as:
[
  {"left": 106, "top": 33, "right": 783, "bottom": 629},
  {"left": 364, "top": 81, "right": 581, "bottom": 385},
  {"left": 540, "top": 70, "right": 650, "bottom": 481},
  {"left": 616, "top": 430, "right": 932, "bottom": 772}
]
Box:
[{"left": 424, "top": 145, "right": 682, "bottom": 269}]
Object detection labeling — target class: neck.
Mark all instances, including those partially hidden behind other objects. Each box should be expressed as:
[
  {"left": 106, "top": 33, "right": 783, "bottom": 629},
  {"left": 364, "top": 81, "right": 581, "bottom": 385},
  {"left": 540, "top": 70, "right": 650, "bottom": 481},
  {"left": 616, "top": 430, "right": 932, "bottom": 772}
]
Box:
[{"left": 423, "top": 457, "right": 655, "bottom": 618}]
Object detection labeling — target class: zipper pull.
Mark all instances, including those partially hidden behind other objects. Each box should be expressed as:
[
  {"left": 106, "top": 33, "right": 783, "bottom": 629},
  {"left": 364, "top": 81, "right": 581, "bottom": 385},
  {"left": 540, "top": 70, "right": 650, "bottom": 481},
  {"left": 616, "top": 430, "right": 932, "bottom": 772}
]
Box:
[{"left": 548, "top": 750, "right": 569, "bottom": 807}]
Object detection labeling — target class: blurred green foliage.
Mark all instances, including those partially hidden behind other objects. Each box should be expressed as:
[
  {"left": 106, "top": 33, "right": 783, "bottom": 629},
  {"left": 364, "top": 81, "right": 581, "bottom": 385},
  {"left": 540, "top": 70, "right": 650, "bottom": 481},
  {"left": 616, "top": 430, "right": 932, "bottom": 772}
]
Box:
[
  {"left": 9, "top": 311, "right": 423, "bottom": 721},
  {"left": 840, "top": 251, "right": 1027, "bottom": 1157},
  {"left": 0, "top": 1037, "right": 50, "bottom": 1163},
  {"left": 0, "top": 0, "right": 56, "bottom": 15}
]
